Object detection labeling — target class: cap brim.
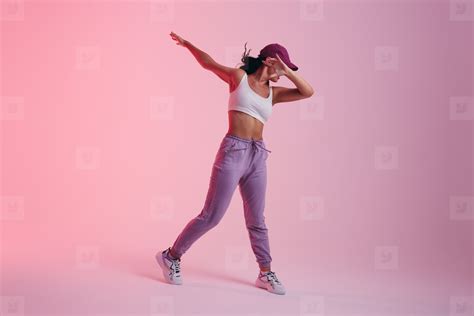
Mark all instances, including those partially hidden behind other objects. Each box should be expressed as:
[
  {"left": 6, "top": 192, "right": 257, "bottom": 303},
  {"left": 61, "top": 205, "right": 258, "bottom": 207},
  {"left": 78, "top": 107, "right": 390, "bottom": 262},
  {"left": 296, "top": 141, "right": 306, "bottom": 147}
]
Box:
[{"left": 287, "top": 61, "right": 298, "bottom": 71}]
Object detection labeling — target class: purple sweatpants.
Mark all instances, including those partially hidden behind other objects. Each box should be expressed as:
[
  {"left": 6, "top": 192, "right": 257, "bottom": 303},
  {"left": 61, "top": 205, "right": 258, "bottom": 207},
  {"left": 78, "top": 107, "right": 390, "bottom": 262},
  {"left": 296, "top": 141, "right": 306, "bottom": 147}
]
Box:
[{"left": 170, "top": 132, "right": 273, "bottom": 268}]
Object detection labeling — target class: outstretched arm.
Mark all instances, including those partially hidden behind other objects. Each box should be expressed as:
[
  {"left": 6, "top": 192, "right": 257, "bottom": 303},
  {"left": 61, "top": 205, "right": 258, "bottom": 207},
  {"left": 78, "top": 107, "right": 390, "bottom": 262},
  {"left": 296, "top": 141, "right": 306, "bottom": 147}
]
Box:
[{"left": 170, "top": 31, "right": 236, "bottom": 84}]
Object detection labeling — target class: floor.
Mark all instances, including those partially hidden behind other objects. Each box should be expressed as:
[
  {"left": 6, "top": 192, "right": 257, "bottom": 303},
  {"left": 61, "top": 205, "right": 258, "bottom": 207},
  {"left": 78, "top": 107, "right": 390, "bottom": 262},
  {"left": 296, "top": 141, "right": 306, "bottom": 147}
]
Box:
[{"left": 1, "top": 245, "right": 466, "bottom": 316}]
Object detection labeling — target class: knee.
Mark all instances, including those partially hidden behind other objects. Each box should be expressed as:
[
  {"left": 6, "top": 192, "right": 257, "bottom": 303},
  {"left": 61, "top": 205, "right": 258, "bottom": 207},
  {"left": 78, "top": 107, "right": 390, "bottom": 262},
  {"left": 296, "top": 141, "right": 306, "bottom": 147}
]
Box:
[
  {"left": 246, "top": 222, "right": 268, "bottom": 232},
  {"left": 207, "top": 216, "right": 222, "bottom": 228},
  {"left": 197, "top": 213, "right": 222, "bottom": 228}
]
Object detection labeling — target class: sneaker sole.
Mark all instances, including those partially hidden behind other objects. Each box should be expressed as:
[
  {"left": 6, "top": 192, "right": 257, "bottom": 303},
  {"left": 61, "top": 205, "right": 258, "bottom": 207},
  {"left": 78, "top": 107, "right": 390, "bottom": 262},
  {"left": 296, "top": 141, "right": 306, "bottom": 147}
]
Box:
[
  {"left": 155, "top": 251, "right": 183, "bottom": 285},
  {"left": 255, "top": 277, "right": 285, "bottom": 295}
]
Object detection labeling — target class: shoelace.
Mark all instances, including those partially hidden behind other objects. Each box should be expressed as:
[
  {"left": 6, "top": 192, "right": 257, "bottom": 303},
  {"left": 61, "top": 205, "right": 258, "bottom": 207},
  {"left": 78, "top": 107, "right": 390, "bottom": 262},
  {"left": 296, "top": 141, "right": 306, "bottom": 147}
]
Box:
[
  {"left": 166, "top": 251, "right": 181, "bottom": 276},
  {"left": 261, "top": 271, "right": 281, "bottom": 285},
  {"left": 170, "top": 258, "right": 181, "bottom": 276}
]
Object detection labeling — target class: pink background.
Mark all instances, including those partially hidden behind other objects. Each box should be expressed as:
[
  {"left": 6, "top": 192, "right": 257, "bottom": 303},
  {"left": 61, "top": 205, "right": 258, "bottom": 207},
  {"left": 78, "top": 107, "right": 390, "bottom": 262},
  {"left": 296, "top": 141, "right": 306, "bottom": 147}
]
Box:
[{"left": 1, "top": 0, "right": 472, "bottom": 315}]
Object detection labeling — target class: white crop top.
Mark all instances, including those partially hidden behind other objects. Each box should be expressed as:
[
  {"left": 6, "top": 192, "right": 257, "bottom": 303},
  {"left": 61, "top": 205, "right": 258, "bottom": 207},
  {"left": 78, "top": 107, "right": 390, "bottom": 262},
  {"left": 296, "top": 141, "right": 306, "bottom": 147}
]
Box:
[{"left": 228, "top": 72, "right": 273, "bottom": 124}]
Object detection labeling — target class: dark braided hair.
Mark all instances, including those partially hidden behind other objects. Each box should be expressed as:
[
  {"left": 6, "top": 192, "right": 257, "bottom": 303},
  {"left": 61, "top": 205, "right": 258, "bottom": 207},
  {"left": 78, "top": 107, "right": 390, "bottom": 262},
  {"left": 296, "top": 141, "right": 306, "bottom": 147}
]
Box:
[{"left": 238, "top": 42, "right": 264, "bottom": 74}]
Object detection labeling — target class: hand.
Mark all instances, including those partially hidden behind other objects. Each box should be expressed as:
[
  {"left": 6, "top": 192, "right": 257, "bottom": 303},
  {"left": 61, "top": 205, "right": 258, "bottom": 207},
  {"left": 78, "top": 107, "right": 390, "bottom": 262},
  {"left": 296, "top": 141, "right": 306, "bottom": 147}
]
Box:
[
  {"left": 267, "top": 53, "right": 290, "bottom": 77},
  {"left": 170, "top": 31, "right": 186, "bottom": 47}
]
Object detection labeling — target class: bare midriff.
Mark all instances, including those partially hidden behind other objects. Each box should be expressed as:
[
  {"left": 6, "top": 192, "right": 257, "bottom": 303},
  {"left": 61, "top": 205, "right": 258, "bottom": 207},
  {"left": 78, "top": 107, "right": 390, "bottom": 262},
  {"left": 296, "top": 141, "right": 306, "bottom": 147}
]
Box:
[{"left": 227, "top": 110, "right": 265, "bottom": 141}]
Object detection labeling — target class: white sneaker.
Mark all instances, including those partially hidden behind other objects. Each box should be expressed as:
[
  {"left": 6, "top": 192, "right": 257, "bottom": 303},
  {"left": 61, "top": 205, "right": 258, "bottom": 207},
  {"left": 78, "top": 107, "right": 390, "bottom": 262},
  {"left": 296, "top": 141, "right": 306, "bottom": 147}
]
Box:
[
  {"left": 155, "top": 247, "right": 183, "bottom": 285},
  {"left": 255, "top": 270, "right": 286, "bottom": 295}
]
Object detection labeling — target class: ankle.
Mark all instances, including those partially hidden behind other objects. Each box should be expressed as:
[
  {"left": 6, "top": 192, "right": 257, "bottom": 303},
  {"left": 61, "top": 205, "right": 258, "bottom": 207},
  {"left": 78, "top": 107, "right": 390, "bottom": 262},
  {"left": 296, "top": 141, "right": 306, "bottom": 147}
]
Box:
[{"left": 168, "top": 247, "right": 179, "bottom": 260}]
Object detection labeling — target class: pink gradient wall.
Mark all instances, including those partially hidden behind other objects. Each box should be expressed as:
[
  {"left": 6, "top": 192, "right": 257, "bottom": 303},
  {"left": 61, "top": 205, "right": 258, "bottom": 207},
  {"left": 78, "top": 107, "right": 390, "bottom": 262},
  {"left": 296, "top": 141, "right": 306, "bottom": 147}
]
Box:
[{"left": 1, "top": 0, "right": 472, "bottom": 315}]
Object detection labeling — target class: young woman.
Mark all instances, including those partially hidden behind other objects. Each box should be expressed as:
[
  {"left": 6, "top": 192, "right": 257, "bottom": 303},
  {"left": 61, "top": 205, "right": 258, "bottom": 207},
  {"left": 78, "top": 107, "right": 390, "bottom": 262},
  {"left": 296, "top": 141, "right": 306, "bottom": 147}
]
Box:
[{"left": 156, "top": 31, "right": 314, "bottom": 295}]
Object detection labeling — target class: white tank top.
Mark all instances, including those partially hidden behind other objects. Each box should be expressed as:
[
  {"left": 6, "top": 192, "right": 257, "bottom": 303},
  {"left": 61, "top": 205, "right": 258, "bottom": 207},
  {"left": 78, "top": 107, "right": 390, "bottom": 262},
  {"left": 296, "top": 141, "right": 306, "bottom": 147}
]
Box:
[{"left": 228, "top": 72, "right": 273, "bottom": 124}]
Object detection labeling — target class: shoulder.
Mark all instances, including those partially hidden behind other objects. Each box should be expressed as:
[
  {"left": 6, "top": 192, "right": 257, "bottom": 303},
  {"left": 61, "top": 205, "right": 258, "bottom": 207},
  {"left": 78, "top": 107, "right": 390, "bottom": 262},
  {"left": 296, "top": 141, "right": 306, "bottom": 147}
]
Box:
[
  {"left": 229, "top": 69, "right": 247, "bottom": 92},
  {"left": 233, "top": 69, "right": 246, "bottom": 84}
]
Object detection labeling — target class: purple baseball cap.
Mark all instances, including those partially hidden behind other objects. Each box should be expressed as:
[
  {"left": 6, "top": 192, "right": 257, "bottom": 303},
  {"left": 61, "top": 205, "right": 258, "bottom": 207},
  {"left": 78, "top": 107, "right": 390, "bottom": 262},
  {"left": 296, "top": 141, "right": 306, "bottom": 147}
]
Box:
[{"left": 258, "top": 43, "right": 298, "bottom": 71}]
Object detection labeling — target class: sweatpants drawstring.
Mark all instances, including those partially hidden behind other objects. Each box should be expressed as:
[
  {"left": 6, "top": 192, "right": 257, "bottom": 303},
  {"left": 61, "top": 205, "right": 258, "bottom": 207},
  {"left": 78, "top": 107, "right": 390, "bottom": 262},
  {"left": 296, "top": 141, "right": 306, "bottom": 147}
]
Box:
[
  {"left": 250, "top": 140, "right": 272, "bottom": 154},
  {"left": 225, "top": 140, "right": 272, "bottom": 154}
]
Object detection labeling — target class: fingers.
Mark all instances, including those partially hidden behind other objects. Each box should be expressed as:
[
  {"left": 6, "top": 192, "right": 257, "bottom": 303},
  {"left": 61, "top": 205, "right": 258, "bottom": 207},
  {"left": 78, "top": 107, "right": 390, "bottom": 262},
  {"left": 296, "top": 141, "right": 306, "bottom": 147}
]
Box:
[
  {"left": 268, "top": 57, "right": 282, "bottom": 65},
  {"left": 170, "top": 31, "right": 181, "bottom": 41},
  {"left": 275, "top": 54, "right": 284, "bottom": 63},
  {"left": 170, "top": 32, "right": 184, "bottom": 45}
]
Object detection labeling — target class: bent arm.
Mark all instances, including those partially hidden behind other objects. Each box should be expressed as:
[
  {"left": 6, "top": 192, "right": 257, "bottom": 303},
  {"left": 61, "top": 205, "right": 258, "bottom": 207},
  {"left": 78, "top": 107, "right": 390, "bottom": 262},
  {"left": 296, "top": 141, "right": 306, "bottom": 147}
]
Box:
[
  {"left": 273, "top": 70, "right": 315, "bottom": 105},
  {"left": 285, "top": 69, "right": 314, "bottom": 97}
]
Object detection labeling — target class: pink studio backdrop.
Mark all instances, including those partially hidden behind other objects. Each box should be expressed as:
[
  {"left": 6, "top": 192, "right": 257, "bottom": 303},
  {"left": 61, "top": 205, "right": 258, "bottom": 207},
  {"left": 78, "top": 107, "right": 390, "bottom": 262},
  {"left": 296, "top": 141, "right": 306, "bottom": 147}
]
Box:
[{"left": 1, "top": 0, "right": 472, "bottom": 315}]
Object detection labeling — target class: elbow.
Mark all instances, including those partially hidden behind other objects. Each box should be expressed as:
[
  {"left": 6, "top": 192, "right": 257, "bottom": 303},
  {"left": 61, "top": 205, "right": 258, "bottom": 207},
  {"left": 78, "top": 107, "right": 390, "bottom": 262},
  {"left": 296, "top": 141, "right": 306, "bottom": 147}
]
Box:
[
  {"left": 201, "top": 61, "right": 211, "bottom": 70},
  {"left": 201, "top": 57, "right": 214, "bottom": 70},
  {"left": 302, "top": 89, "right": 314, "bottom": 98}
]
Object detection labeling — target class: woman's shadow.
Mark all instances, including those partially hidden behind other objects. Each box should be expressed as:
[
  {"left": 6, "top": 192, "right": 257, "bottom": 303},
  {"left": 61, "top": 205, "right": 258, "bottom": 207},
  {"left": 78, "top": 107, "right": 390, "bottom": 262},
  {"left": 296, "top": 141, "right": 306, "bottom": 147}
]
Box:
[{"left": 105, "top": 248, "right": 257, "bottom": 291}]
